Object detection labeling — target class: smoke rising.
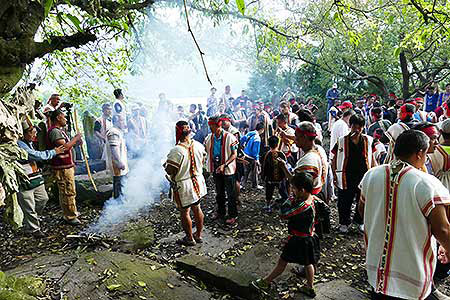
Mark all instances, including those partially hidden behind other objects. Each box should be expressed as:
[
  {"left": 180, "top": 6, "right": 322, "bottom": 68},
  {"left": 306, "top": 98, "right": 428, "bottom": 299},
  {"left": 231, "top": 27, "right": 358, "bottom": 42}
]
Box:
[{"left": 86, "top": 103, "right": 174, "bottom": 234}]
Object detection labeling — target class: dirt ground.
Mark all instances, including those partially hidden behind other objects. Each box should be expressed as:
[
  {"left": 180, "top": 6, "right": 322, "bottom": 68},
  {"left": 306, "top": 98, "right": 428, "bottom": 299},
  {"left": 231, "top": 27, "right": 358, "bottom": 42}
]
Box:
[{"left": 1, "top": 177, "right": 449, "bottom": 299}]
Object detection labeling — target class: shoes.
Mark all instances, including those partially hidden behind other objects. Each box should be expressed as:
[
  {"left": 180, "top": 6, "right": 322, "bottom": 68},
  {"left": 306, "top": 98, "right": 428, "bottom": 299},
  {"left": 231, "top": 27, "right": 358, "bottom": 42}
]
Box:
[
  {"left": 264, "top": 205, "right": 272, "bottom": 213},
  {"left": 298, "top": 285, "right": 316, "bottom": 298},
  {"left": 176, "top": 236, "right": 196, "bottom": 247},
  {"left": 65, "top": 218, "right": 82, "bottom": 225},
  {"left": 339, "top": 225, "right": 349, "bottom": 233},
  {"left": 225, "top": 217, "right": 237, "bottom": 225},
  {"left": 256, "top": 185, "right": 264, "bottom": 190},
  {"left": 251, "top": 278, "right": 270, "bottom": 291}
]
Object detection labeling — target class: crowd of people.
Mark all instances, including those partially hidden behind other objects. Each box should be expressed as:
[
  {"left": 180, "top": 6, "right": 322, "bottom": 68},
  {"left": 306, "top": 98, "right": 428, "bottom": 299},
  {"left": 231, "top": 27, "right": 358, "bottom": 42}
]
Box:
[
  {"left": 164, "top": 83, "right": 450, "bottom": 299},
  {"left": 12, "top": 82, "right": 450, "bottom": 299}
]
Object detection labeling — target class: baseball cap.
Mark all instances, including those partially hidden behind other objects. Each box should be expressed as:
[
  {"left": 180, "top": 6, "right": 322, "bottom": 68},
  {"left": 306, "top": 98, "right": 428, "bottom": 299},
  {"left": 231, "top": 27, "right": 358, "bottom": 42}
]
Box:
[{"left": 338, "top": 101, "right": 353, "bottom": 110}]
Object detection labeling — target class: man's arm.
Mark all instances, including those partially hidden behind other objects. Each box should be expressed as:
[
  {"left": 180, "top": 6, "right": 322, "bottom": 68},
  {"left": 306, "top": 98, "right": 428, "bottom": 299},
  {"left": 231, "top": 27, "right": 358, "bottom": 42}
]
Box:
[
  {"left": 18, "top": 141, "right": 64, "bottom": 161},
  {"left": 430, "top": 205, "right": 450, "bottom": 254},
  {"left": 110, "top": 144, "right": 125, "bottom": 170}
]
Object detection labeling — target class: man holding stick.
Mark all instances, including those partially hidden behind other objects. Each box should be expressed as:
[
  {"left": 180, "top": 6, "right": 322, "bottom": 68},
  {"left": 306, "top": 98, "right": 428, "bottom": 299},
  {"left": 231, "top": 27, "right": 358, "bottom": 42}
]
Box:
[{"left": 47, "top": 109, "right": 82, "bottom": 225}]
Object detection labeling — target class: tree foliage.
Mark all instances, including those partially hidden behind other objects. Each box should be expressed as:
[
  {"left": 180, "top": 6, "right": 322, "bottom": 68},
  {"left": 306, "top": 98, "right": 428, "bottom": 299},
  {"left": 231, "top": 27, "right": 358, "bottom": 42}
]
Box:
[{"left": 229, "top": 0, "right": 450, "bottom": 99}]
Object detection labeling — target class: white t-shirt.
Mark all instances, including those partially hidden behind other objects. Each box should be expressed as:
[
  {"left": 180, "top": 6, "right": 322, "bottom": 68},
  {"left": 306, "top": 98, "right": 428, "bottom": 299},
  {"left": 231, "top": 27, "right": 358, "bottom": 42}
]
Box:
[
  {"left": 106, "top": 127, "right": 129, "bottom": 176},
  {"left": 329, "top": 119, "right": 349, "bottom": 154},
  {"left": 360, "top": 163, "right": 450, "bottom": 299}
]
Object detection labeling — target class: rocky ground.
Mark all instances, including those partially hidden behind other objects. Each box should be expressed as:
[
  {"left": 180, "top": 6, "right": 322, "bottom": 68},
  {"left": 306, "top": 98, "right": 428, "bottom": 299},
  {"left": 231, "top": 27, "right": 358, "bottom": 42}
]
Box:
[{"left": 0, "top": 178, "right": 449, "bottom": 299}]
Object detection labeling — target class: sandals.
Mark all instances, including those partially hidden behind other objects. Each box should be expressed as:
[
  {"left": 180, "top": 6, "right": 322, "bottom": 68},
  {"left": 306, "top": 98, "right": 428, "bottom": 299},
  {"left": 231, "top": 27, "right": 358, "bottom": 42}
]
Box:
[
  {"left": 176, "top": 236, "right": 196, "bottom": 246},
  {"left": 298, "top": 285, "right": 316, "bottom": 298}
]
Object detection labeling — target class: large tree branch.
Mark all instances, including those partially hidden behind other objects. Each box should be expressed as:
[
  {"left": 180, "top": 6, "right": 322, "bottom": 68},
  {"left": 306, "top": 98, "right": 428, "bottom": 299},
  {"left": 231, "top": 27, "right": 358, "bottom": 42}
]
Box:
[
  {"left": 32, "top": 31, "right": 96, "bottom": 62},
  {"left": 65, "top": 0, "right": 154, "bottom": 16}
]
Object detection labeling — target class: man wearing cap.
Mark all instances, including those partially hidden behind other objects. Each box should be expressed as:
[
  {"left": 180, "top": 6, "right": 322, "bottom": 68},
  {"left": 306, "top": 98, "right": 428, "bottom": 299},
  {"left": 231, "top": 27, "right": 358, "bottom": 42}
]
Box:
[
  {"left": 204, "top": 115, "right": 239, "bottom": 225},
  {"left": 381, "top": 103, "right": 418, "bottom": 163},
  {"left": 329, "top": 109, "right": 355, "bottom": 155},
  {"left": 326, "top": 83, "right": 340, "bottom": 120},
  {"left": 43, "top": 94, "right": 62, "bottom": 128},
  {"left": 18, "top": 120, "right": 65, "bottom": 237},
  {"left": 165, "top": 120, "right": 207, "bottom": 246},
  {"left": 47, "top": 109, "right": 83, "bottom": 225}
]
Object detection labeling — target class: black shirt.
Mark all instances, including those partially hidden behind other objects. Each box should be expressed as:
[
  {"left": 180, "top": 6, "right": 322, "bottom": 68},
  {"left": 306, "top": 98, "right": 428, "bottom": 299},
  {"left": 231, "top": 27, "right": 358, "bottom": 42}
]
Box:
[{"left": 345, "top": 137, "right": 368, "bottom": 187}]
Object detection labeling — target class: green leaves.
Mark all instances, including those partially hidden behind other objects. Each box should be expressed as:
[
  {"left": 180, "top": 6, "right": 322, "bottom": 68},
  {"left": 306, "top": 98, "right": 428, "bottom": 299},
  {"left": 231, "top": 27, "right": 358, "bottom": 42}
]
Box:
[
  {"left": 236, "top": 0, "right": 245, "bottom": 15},
  {"left": 43, "top": 0, "right": 54, "bottom": 16},
  {"left": 224, "top": 0, "right": 230, "bottom": 4},
  {"left": 66, "top": 14, "right": 82, "bottom": 31}
]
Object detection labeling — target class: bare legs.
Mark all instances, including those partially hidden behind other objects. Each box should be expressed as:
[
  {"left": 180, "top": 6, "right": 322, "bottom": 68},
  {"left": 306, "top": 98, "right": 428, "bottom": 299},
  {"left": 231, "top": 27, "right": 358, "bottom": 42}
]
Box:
[
  {"left": 262, "top": 258, "right": 314, "bottom": 289},
  {"left": 264, "top": 258, "right": 288, "bottom": 283},
  {"left": 180, "top": 204, "right": 204, "bottom": 241}
]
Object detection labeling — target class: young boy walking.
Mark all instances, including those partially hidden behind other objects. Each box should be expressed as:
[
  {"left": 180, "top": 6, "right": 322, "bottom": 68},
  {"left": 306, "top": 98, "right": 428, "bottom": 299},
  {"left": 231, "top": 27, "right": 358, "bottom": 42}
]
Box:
[
  {"left": 262, "top": 136, "right": 288, "bottom": 212},
  {"left": 252, "top": 172, "right": 320, "bottom": 297}
]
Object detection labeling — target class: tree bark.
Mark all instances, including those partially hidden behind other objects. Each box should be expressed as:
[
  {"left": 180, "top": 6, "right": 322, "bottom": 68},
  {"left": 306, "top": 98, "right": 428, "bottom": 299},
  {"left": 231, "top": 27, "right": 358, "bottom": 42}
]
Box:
[{"left": 399, "top": 51, "right": 410, "bottom": 99}]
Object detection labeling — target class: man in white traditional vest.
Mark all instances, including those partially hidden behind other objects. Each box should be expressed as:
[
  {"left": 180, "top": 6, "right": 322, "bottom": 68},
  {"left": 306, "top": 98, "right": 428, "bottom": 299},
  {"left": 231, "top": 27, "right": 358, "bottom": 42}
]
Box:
[
  {"left": 18, "top": 120, "right": 65, "bottom": 237},
  {"left": 93, "top": 103, "right": 113, "bottom": 159},
  {"left": 204, "top": 115, "right": 239, "bottom": 225},
  {"left": 332, "top": 114, "right": 376, "bottom": 233},
  {"left": 165, "top": 121, "right": 207, "bottom": 246},
  {"left": 279, "top": 121, "right": 328, "bottom": 196},
  {"left": 106, "top": 114, "right": 129, "bottom": 199},
  {"left": 359, "top": 130, "right": 450, "bottom": 300}
]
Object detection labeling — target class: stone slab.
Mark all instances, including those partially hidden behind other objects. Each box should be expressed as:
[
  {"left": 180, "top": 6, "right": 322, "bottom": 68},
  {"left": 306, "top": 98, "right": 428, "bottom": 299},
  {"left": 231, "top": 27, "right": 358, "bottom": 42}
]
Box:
[
  {"left": 233, "top": 243, "right": 294, "bottom": 281},
  {"left": 60, "top": 250, "right": 210, "bottom": 300},
  {"left": 7, "top": 254, "right": 77, "bottom": 281},
  {"left": 293, "top": 280, "right": 367, "bottom": 300},
  {"left": 176, "top": 254, "right": 258, "bottom": 300}
]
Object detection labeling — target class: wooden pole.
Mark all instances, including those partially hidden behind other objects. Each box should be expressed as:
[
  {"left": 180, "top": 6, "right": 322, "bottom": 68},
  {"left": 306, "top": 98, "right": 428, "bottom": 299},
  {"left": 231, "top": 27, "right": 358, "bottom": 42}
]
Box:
[{"left": 73, "top": 109, "right": 98, "bottom": 192}]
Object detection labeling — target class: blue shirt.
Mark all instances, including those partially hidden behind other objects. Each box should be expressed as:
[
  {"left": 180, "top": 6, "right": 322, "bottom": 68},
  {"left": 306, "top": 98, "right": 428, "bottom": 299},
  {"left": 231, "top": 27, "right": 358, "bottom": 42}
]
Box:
[
  {"left": 425, "top": 92, "right": 440, "bottom": 112},
  {"left": 17, "top": 140, "right": 56, "bottom": 163},
  {"left": 213, "top": 131, "right": 238, "bottom": 161},
  {"left": 326, "top": 88, "right": 340, "bottom": 103},
  {"left": 213, "top": 131, "right": 223, "bottom": 159},
  {"left": 240, "top": 131, "right": 261, "bottom": 160}
]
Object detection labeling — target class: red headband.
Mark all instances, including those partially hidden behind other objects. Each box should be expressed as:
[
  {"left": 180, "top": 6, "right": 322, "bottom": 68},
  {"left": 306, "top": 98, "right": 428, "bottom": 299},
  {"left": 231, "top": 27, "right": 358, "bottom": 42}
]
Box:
[
  {"left": 219, "top": 117, "right": 230, "bottom": 122},
  {"left": 399, "top": 105, "right": 413, "bottom": 121},
  {"left": 295, "top": 128, "right": 317, "bottom": 137},
  {"left": 420, "top": 126, "right": 437, "bottom": 137},
  {"left": 208, "top": 120, "right": 222, "bottom": 126}
]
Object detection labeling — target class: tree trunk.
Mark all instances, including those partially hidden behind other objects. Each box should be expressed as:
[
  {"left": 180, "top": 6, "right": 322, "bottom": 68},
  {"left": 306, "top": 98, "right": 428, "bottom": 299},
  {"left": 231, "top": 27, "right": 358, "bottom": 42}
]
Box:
[{"left": 399, "top": 51, "right": 410, "bottom": 99}]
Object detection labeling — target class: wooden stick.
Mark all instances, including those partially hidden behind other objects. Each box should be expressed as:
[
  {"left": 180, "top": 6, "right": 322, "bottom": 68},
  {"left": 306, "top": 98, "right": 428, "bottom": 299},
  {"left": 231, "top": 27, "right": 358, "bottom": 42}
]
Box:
[{"left": 73, "top": 109, "right": 98, "bottom": 192}]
